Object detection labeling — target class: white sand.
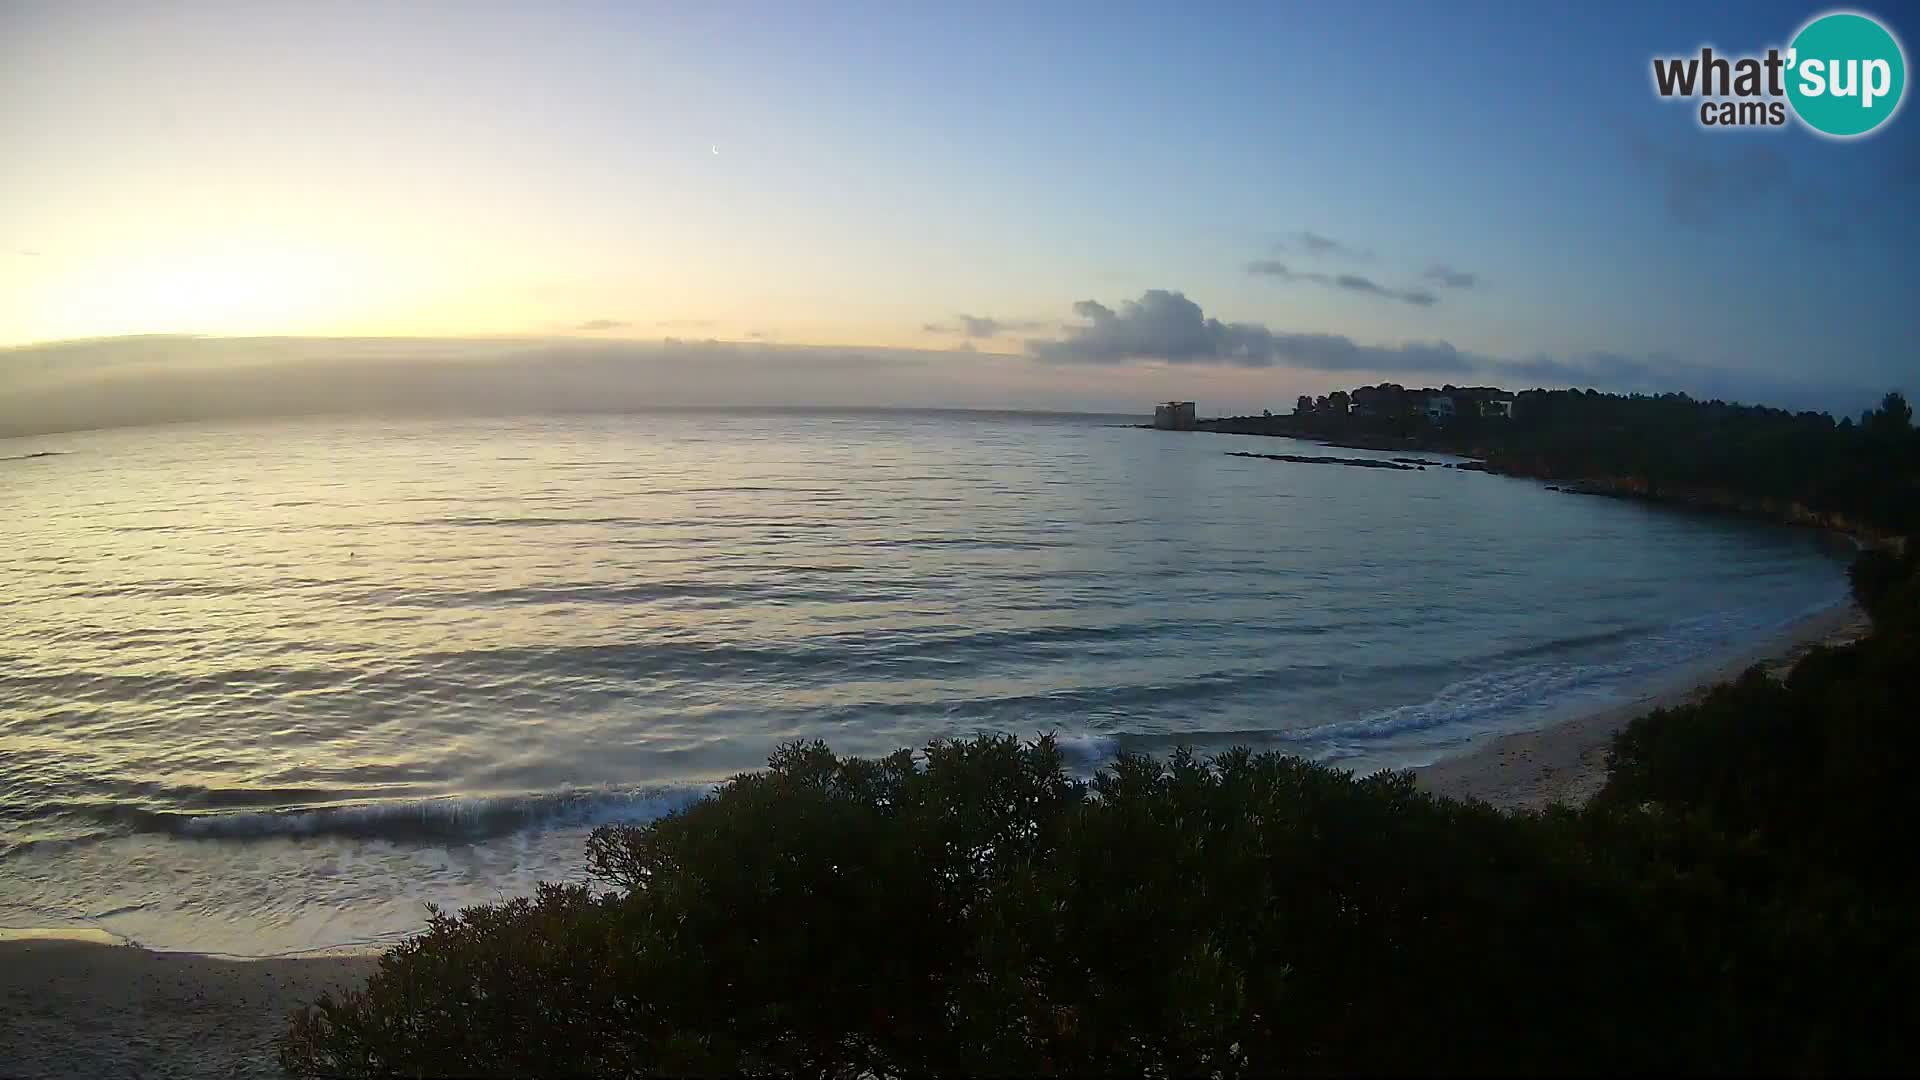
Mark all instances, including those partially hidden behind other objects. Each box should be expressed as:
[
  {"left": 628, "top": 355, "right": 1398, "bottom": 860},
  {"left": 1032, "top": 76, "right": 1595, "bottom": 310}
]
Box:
[{"left": 1416, "top": 602, "right": 1871, "bottom": 809}]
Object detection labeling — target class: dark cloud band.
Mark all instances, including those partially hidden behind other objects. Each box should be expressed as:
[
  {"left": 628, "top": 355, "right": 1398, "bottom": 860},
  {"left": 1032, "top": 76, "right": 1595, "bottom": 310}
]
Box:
[
  {"left": 1246, "top": 262, "right": 1437, "bottom": 307},
  {"left": 1026, "top": 290, "right": 1466, "bottom": 370}
]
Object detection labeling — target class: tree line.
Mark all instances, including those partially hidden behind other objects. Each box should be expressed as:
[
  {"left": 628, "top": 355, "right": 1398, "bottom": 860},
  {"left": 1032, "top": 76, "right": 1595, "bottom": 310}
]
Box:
[{"left": 1280, "top": 386, "right": 1919, "bottom": 535}]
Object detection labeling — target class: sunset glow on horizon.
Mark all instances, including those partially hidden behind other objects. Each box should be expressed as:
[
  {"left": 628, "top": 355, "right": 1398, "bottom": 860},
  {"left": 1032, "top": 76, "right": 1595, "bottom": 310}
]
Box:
[{"left": 3, "top": 1, "right": 1915, "bottom": 416}]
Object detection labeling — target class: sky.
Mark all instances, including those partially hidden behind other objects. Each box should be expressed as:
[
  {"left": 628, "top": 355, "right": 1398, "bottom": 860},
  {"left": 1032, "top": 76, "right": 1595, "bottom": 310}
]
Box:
[{"left": 2, "top": 1, "right": 1915, "bottom": 431}]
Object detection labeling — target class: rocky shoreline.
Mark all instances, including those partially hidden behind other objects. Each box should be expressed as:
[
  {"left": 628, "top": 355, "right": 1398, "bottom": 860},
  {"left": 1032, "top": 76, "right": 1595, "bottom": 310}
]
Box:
[
  {"left": 1226, "top": 451, "right": 1422, "bottom": 471},
  {"left": 1223, "top": 450, "right": 1475, "bottom": 472}
]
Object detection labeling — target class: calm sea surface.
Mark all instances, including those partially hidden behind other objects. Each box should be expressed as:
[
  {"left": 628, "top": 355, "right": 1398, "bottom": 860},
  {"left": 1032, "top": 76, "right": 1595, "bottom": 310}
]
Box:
[{"left": 0, "top": 410, "right": 1850, "bottom": 953}]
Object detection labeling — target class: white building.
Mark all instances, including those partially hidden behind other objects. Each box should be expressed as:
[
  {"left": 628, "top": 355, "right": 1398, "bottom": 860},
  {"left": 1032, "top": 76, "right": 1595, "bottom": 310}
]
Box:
[
  {"left": 1153, "top": 401, "right": 1197, "bottom": 430},
  {"left": 1424, "top": 394, "right": 1455, "bottom": 423}
]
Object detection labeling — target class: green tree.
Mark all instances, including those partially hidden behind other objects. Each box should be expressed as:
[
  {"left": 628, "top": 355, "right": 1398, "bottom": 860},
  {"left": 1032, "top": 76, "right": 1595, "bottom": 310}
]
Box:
[{"left": 1864, "top": 390, "right": 1912, "bottom": 439}]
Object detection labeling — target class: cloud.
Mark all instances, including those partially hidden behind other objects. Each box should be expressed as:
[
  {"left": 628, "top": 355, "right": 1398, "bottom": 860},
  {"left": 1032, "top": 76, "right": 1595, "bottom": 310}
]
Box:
[
  {"left": 1246, "top": 260, "right": 1437, "bottom": 307},
  {"left": 1484, "top": 349, "right": 1877, "bottom": 413},
  {"left": 1026, "top": 289, "right": 1470, "bottom": 371},
  {"left": 1424, "top": 263, "right": 1477, "bottom": 289},
  {"left": 1273, "top": 230, "right": 1369, "bottom": 259},
  {"left": 655, "top": 319, "right": 717, "bottom": 328},
  {"left": 1630, "top": 136, "right": 1787, "bottom": 228},
  {"left": 0, "top": 328, "right": 1887, "bottom": 436},
  {"left": 1017, "top": 289, "right": 1882, "bottom": 412},
  {"left": 0, "top": 337, "right": 967, "bottom": 438},
  {"left": 1627, "top": 134, "right": 1852, "bottom": 245},
  {"left": 1492, "top": 351, "right": 1659, "bottom": 387},
  {"left": 924, "top": 313, "right": 1046, "bottom": 338},
  {"left": 573, "top": 319, "right": 628, "bottom": 331},
  {"left": 1335, "top": 274, "right": 1437, "bottom": 306},
  {"left": 16, "top": 249, "right": 40, "bottom": 257}
]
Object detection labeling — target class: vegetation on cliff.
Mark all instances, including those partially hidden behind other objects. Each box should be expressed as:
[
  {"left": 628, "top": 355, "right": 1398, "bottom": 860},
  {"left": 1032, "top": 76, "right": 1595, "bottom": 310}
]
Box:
[
  {"left": 1222, "top": 387, "right": 1919, "bottom": 535},
  {"left": 282, "top": 551, "right": 1919, "bottom": 1077},
  {"left": 1464, "top": 389, "right": 1918, "bottom": 535}
]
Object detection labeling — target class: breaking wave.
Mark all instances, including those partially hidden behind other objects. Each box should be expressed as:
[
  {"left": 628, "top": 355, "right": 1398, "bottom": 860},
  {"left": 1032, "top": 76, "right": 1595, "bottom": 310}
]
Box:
[{"left": 121, "top": 786, "right": 713, "bottom": 844}]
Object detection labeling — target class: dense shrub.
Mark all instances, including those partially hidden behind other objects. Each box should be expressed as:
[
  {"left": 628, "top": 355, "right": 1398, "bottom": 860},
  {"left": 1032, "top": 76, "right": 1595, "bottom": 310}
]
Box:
[
  {"left": 1849, "top": 542, "right": 1919, "bottom": 629},
  {"left": 282, "top": 756, "right": 1915, "bottom": 1075},
  {"left": 1598, "top": 597, "right": 1920, "bottom": 891},
  {"left": 284, "top": 551, "right": 1920, "bottom": 1076},
  {"left": 1587, "top": 546, "right": 1920, "bottom": 1069}
]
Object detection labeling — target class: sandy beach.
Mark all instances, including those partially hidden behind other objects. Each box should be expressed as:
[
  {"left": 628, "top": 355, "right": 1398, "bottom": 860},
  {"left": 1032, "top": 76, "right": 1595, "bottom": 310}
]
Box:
[
  {"left": 0, "top": 938, "right": 375, "bottom": 1080},
  {"left": 1417, "top": 601, "right": 1872, "bottom": 809}
]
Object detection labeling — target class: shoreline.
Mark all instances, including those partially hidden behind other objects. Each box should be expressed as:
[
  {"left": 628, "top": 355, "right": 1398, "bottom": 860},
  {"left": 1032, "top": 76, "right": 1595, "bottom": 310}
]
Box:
[
  {"left": 1415, "top": 600, "right": 1871, "bottom": 810},
  {"left": 0, "top": 938, "right": 376, "bottom": 1080},
  {"left": 1166, "top": 421, "right": 1900, "bottom": 546}
]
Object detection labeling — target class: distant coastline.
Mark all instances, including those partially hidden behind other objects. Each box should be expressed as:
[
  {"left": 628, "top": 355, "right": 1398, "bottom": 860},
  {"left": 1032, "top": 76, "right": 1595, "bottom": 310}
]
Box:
[
  {"left": 1141, "top": 388, "right": 1914, "bottom": 546},
  {"left": 1188, "top": 416, "right": 1885, "bottom": 540}
]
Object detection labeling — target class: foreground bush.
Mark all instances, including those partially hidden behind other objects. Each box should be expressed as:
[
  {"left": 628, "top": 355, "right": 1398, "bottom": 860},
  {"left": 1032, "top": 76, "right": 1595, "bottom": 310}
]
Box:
[
  {"left": 283, "top": 749, "right": 1911, "bottom": 1075},
  {"left": 285, "top": 552, "right": 1919, "bottom": 1077}
]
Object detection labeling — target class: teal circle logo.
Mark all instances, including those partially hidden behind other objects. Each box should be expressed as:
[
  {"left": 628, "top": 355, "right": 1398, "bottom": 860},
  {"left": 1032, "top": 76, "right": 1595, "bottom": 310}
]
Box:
[{"left": 1787, "top": 12, "right": 1906, "bottom": 137}]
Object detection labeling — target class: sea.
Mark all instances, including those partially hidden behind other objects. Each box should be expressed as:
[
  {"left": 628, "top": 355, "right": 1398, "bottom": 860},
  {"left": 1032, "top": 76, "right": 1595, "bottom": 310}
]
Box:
[{"left": 0, "top": 409, "right": 1853, "bottom": 955}]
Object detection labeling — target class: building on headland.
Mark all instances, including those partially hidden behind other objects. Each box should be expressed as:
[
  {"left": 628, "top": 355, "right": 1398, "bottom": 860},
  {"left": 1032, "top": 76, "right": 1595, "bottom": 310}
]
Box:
[
  {"left": 1252, "top": 384, "right": 1519, "bottom": 426},
  {"left": 1153, "top": 401, "right": 1197, "bottom": 430}
]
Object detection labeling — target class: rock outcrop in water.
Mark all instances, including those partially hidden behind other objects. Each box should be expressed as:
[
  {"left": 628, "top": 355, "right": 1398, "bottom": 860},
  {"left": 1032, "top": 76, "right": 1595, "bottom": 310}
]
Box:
[{"left": 1226, "top": 451, "right": 1419, "bottom": 471}]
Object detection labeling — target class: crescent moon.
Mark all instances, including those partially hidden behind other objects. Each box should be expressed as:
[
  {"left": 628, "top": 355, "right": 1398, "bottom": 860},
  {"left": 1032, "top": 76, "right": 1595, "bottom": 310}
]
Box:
[{"left": 711, "top": 145, "right": 719, "bottom": 155}]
